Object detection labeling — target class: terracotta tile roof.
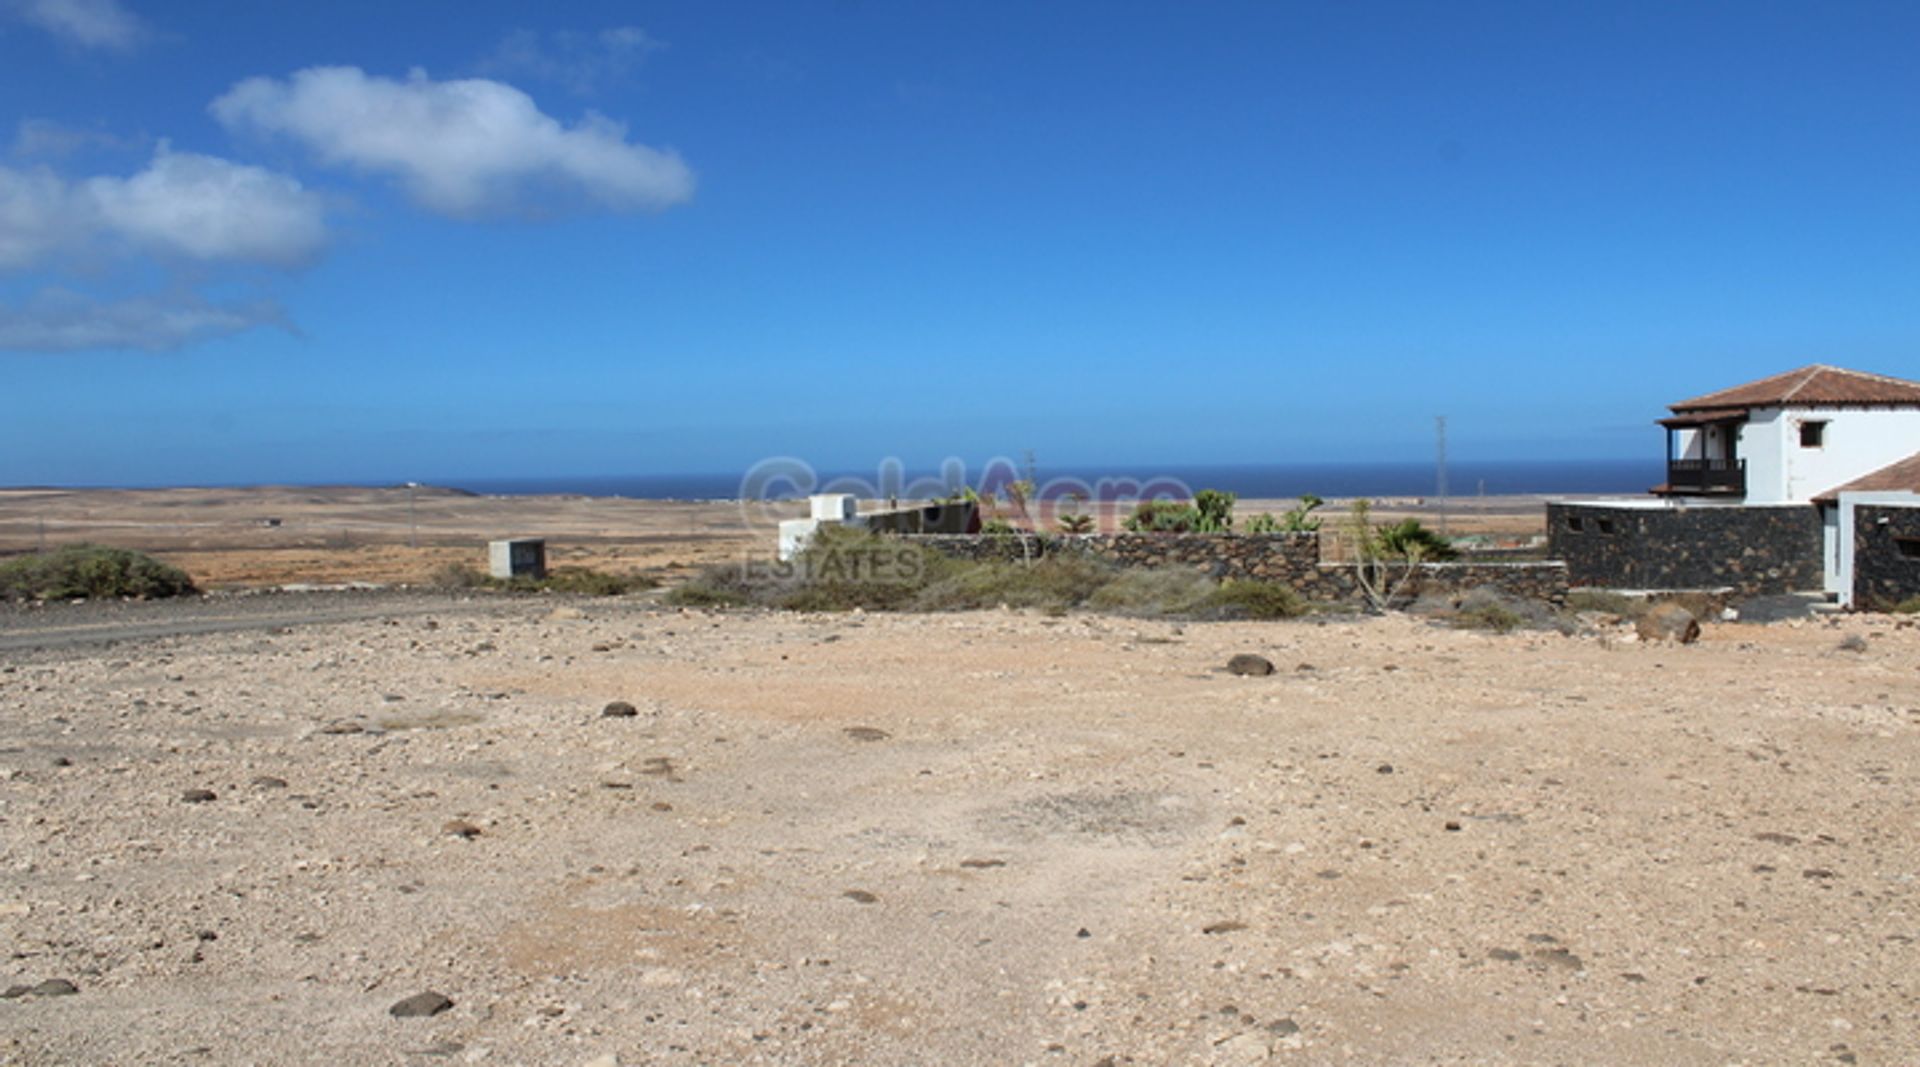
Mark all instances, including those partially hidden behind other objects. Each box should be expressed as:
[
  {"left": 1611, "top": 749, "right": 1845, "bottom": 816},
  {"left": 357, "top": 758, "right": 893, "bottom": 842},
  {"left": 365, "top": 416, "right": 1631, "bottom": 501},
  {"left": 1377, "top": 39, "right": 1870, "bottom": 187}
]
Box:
[
  {"left": 1671, "top": 364, "right": 1920, "bottom": 413},
  {"left": 1812, "top": 450, "right": 1920, "bottom": 503}
]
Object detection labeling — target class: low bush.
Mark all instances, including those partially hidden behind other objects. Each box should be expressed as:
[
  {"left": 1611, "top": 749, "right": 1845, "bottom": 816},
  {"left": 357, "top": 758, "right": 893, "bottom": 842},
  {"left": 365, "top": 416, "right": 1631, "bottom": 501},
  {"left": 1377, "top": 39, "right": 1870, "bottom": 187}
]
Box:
[
  {"left": 912, "top": 553, "right": 1117, "bottom": 612},
  {"left": 432, "top": 563, "right": 656, "bottom": 596},
  {"left": 0, "top": 545, "right": 196, "bottom": 601},
  {"left": 1084, "top": 567, "right": 1217, "bottom": 616},
  {"left": 1195, "top": 579, "right": 1309, "bottom": 620},
  {"left": 1452, "top": 600, "right": 1523, "bottom": 633},
  {"left": 1565, "top": 589, "right": 1643, "bottom": 617}
]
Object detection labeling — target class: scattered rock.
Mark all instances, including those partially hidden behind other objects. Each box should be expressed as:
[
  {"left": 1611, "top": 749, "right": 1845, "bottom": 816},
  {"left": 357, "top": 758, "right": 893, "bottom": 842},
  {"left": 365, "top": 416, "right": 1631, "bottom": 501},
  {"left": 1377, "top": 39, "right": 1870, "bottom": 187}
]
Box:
[
  {"left": 180, "top": 789, "right": 217, "bottom": 804},
  {"left": 1202, "top": 920, "right": 1247, "bottom": 934},
  {"left": 1835, "top": 634, "right": 1869, "bottom": 653},
  {"left": 1755, "top": 831, "right": 1800, "bottom": 845},
  {"left": 1213, "top": 1030, "right": 1273, "bottom": 1063},
  {"left": 843, "top": 726, "right": 890, "bottom": 742},
  {"left": 1376, "top": 763, "right": 1393, "bottom": 774},
  {"left": 0, "top": 985, "right": 29, "bottom": 999},
  {"left": 442, "top": 820, "right": 483, "bottom": 839},
  {"left": 1267, "top": 1018, "right": 1300, "bottom": 1036},
  {"left": 251, "top": 776, "right": 288, "bottom": 790},
  {"left": 601, "top": 701, "right": 639, "bottom": 718},
  {"left": 319, "top": 721, "right": 365, "bottom": 735},
  {"left": 1488, "top": 948, "right": 1522, "bottom": 961},
  {"left": 30, "top": 979, "right": 78, "bottom": 996},
  {"left": 390, "top": 991, "right": 454, "bottom": 1018},
  {"left": 1637, "top": 603, "right": 1701, "bottom": 644},
  {"left": 1444, "top": 820, "right": 1462, "bottom": 832},
  {"left": 1533, "top": 948, "right": 1585, "bottom": 971},
  {"left": 958, "top": 858, "right": 1006, "bottom": 869},
  {"left": 1226, "top": 654, "right": 1275, "bottom": 676},
  {"left": 843, "top": 889, "right": 878, "bottom": 904}
]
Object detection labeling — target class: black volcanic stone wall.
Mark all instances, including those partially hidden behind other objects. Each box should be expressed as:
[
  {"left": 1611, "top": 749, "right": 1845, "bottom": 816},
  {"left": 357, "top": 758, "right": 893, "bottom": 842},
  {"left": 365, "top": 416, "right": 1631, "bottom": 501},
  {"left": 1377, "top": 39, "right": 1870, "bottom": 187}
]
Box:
[
  {"left": 1851, "top": 504, "right": 1920, "bottom": 610},
  {"left": 1546, "top": 502, "right": 1821, "bottom": 594},
  {"left": 901, "top": 533, "right": 1568, "bottom": 606}
]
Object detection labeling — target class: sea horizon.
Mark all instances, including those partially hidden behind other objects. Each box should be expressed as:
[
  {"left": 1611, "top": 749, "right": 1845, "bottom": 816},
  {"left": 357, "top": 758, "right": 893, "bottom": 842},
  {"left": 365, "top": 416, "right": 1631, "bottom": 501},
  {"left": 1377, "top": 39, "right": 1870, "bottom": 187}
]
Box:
[
  {"left": 446, "top": 457, "right": 1661, "bottom": 502},
  {"left": 7, "top": 458, "right": 1664, "bottom": 501}
]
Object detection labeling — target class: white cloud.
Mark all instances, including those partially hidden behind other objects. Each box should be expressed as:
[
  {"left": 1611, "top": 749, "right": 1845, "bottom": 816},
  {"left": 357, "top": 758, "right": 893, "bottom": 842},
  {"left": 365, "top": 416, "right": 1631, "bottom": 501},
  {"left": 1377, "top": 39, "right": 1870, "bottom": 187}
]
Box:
[
  {"left": 480, "top": 26, "right": 664, "bottom": 95},
  {"left": 211, "top": 66, "right": 695, "bottom": 218},
  {"left": 5, "top": 0, "right": 144, "bottom": 50},
  {"left": 0, "top": 288, "right": 286, "bottom": 352},
  {"left": 0, "top": 147, "right": 326, "bottom": 269},
  {"left": 86, "top": 147, "right": 327, "bottom": 266},
  {"left": 0, "top": 164, "right": 75, "bottom": 269},
  {"left": 0, "top": 148, "right": 323, "bottom": 353},
  {"left": 10, "top": 117, "right": 139, "bottom": 159}
]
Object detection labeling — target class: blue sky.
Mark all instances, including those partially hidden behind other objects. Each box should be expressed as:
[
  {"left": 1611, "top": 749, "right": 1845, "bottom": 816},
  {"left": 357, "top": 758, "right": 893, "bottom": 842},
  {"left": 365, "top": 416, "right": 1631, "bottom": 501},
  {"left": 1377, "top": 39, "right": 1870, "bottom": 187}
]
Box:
[{"left": 4, "top": 1, "right": 1920, "bottom": 487}]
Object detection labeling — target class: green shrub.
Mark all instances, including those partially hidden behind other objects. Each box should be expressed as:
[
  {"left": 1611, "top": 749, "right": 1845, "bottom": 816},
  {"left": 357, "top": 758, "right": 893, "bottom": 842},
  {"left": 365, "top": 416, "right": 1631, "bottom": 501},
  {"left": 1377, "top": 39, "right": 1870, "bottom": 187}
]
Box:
[
  {"left": 1280, "top": 494, "right": 1325, "bottom": 532},
  {"left": 1196, "top": 579, "right": 1308, "bottom": 620},
  {"left": 912, "top": 554, "right": 1115, "bottom": 611},
  {"left": 1193, "top": 489, "right": 1236, "bottom": 532},
  {"left": 1375, "top": 518, "right": 1459, "bottom": 561},
  {"left": 1123, "top": 490, "right": 1236, "bottom": 533},
  {"left": 1084, "top": 567, "right": 1217, "bottom": 616},
  {"left": 0, "top": 545, "right": 196, "bottom": 601},
  {"left": 1243, "top": 513, "right": 1281, "bottom": 534},
  {"left": 433, "top": 562, "right": 655, "bottom": 596},
  {"left": 665, "top": 561, "right": 786, "bottom": 608},
  {"left": 1453, "top": 601, "right": 1523, "bottom": 633},
  {"left": 1891, "top": 595, "right": 1920, "bottom": 615},
  {"left": 1565, "top": 589, "right": 1642, "bottom": 617}
]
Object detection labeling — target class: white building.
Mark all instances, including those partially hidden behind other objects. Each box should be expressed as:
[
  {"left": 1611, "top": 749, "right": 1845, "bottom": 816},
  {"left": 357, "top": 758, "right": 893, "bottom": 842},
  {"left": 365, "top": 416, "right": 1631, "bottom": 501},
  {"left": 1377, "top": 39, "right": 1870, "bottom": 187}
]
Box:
[
  {"left": 1551, "top": 364, "right": 1920, "bottom": 602},
  {"left": 1657, "top": 364, "right": 1920, "bottom": 504}
]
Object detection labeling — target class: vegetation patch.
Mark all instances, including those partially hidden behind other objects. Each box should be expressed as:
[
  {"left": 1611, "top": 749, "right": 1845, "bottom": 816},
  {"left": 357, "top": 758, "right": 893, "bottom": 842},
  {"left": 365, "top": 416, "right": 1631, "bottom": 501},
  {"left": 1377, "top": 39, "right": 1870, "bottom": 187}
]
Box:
[
  {"left": 668, "top": 527, "right": 1313, "bottom": 620},
  {"left": 0, "top": 545, "right": 197, "bottom": 601},
  {"left": 431, "top": 563, "right": 657, "bottom": 596}
]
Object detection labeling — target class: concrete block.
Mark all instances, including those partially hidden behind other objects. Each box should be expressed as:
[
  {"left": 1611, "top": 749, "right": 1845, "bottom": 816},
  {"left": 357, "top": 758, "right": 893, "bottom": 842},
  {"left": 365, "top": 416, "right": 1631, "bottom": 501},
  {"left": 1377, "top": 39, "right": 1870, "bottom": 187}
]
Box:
[{"left": 488, "top": 538, "right": 547, "bottom": 580}]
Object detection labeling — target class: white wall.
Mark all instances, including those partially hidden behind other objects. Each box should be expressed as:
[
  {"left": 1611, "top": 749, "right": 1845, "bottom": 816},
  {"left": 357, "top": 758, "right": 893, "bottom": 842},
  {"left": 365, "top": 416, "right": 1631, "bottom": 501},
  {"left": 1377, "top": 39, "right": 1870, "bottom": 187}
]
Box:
[
  {"left": 1739, "top": 406, "right": 1920, "bottom": 503},
  {"left": 1833, "top": 490, "right": 1920, "bottom": 607}
]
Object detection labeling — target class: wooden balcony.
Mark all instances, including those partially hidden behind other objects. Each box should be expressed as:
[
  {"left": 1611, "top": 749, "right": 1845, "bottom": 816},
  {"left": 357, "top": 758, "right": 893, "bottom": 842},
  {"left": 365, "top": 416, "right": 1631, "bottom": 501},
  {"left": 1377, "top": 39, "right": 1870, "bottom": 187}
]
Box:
[{"left": 1662, "top": 458, "right": 1746, "bottom": 495}]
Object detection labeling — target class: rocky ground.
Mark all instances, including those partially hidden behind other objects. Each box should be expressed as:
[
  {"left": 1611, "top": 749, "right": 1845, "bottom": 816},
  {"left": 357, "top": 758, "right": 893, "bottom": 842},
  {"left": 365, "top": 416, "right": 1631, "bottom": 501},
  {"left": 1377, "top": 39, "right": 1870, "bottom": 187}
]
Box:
[{"left": 2, "top": 592, "right": 1916, "bottom": 1064}]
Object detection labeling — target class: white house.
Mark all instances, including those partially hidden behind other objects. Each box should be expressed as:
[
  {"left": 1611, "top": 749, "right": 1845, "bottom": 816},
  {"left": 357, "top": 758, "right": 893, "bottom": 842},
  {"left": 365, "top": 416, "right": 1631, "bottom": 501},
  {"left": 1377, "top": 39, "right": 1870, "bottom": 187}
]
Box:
[
  {"left": 1551, "top": 364, "right": 1920, "bottom": 601},
  {"left": 1657, "top": 364, "right": 1920, "bottom": 504}
]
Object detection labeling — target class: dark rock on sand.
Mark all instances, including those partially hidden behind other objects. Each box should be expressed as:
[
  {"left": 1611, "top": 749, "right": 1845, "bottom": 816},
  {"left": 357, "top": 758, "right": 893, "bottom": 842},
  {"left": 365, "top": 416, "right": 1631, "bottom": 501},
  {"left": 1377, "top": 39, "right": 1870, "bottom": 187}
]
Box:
[
  {"left": 601, "top": 701, "right": 639, "bottom": 718},
  {"left": 390, "top": 991, "right": 454, "bottom": 1018},
  {"left": 1226, "top": 654, "right": 1275, "bottom": 676}
]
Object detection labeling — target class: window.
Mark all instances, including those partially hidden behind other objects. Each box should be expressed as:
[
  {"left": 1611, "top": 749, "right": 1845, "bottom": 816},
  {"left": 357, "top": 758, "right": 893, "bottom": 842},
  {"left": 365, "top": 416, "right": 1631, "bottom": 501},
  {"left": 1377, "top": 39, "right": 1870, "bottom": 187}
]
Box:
[
  {"left": 1800, "top": 420, "right": 1828, "bottom": 448},
  {"left": 1897, "top": 536, "right": 1920, "bottom": 561},
  {"left": 1566, "top": 515, "right": 1584, "bottom": 533},
  {"left": 1597, "top": 518, "right": 1616, "bottom": 535}
]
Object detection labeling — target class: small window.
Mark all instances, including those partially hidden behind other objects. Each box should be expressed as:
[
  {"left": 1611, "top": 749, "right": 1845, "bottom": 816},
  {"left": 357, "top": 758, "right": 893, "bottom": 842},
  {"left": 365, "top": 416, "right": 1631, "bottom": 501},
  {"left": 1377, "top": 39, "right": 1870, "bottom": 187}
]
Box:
[
  {"left": 1566, "top": 515, "right": 1584, "bottom": 533},
  {"left": 1800, "top": 420, "right": 1827, "bottom": 448},
  {"left": 1897, "top": 536, "right": 1920, "bottom": 560},
  {"left": 1597, "top": 518, "right": 1616, "bottom": 535}
]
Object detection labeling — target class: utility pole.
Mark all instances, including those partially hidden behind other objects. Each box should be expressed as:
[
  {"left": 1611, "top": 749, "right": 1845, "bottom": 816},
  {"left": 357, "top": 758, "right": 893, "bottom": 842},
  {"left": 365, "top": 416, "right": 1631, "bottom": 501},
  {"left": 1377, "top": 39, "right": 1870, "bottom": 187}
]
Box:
[
  {"left": 1435, "top": 416, "right": 1449, "bottom": 537},
  {"left": 406, "top": 482, "right": 419, "bottom": 548}
]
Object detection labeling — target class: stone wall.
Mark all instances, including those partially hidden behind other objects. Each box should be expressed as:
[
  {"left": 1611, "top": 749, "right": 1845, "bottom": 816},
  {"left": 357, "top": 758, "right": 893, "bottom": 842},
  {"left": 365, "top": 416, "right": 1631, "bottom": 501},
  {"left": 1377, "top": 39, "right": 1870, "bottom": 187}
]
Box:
[
  {"left": 1546, "top": 502, "right": 1821, "bottom": 595},
  {"left": 901, "top": 532, "right": 1567, "bottom": 606},
  {"left": 1850, "top": 504, "right": 1920, "bottom": 610}
]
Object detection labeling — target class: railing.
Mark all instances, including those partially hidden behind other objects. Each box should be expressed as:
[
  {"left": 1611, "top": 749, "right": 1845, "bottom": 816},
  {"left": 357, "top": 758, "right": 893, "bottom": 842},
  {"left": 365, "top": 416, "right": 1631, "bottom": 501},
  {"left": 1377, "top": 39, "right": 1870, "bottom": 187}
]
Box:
[{"left": 1666, "top": 458, "right": 1746, "bottom": 494}]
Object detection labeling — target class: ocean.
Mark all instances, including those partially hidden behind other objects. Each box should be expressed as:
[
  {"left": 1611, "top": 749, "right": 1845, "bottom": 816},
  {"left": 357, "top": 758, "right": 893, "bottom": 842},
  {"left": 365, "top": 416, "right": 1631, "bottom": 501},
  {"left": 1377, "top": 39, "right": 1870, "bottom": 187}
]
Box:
[{"left": 448, "top": 458, "right": 1659, "bottom": 501}]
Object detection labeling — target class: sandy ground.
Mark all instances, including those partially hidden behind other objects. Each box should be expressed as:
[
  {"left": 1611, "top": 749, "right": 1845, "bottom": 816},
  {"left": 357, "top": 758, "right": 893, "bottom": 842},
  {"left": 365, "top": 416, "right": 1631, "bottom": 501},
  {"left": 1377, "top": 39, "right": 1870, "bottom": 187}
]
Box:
[
  {"left": 2, "top": 592, "right": 1916, "bottom": 1064},
  {"left": 0, "top": 487, "right": 1553, "bottom": 590}
]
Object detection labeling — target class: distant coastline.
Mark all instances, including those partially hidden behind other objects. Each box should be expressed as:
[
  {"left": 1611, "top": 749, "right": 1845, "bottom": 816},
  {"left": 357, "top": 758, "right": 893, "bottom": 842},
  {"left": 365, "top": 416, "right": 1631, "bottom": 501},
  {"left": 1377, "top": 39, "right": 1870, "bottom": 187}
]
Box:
[{"left": 449, "top": 458, "right": 1661, "bottom": 502}]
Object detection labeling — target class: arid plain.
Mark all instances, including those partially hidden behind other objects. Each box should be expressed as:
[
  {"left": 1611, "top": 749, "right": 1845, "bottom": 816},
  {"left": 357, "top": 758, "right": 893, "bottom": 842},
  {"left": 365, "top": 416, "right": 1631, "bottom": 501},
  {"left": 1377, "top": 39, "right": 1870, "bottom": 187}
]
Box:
[{"left": 2, "top": 489, "right": 1916, "bottom": 1064}]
